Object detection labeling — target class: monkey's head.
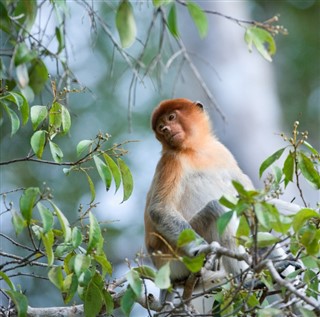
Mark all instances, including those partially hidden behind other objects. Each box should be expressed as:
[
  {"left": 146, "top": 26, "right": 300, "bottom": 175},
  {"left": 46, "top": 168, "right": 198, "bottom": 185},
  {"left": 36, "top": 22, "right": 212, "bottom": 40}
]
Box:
[{"left": 151, "top": 98, "right": 211, "bottom": 150}]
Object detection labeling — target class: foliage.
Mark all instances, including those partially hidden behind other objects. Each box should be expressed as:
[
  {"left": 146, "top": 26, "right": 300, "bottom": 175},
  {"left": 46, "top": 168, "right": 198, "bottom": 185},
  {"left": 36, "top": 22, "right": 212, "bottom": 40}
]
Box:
[{"left": 0, "top": 1, "right": 319, "bottom": 317}]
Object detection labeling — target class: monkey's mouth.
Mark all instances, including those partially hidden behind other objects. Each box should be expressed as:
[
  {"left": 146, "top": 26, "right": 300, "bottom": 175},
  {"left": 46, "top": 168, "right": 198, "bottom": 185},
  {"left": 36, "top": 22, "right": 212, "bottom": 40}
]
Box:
[{"left": 169, "top": 132, "right": 183, "bottom": 144}]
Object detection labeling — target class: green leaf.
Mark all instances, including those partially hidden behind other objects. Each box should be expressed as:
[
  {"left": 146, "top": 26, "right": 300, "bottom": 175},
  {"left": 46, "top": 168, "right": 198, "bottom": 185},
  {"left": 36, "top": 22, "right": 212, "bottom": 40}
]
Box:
[
  {"left": 272, "top": 165, "right": 283, "bottom": 184},
  {"left": 30, "top": 105, "right": 48, "bottom": 130},
  {"left": 50, "top": 201, "right": 72, "bottom": 242},
  {"left": 37, "top": 202, "right": 54, "bottom": 234},
  {"left": 126, "top": 269, "right": 142, "bottom": 297},
  {"left": 61, "top": 105, "right": 71, "bottom": 134},
  {"left": 102, "top": 289, "right": 114, "bottom": 316},
  {"left": 217, "top": 210, "right": 234, "bottom": 236},
  {"left": 177, "top": 228, "right": 196, "bottom": 247},
  {"left": 84, "top": 278, "right": 103, "bottom": 317},
  {"left": 41, "top": 230, "right": 54, "bottom": 266},
  {"left": 14, "top": 43, "right": 37, "bottom": 66},
  {"left": 236, "top": 215, "right": 250, "bottom": 239},
  {"left": 303, "top": 141, "right": 319, "bottom": 156},
  {"left": 303, "top": 268, "right": 319, "bottom": 299},
  {"left": 11, "top": 211, "right": 27, "bottom": 236},
  {"left": 29, "top": 59, "right": 49, "bottom": 95},
  {"left": 6, "top": 92, "right": 29, "bottom": 125},
  {"left": 154, "top": 262, "right": 171, "bottom": 289},
  {"left": 71, "top": 227, "right": 83, "bottom": 248},
  {"left": 219, "top": 196, "right": 236, "bottom": 209},
  {"left": 76, "top": 139, "right": 93, "bottom": 157},
  {"left": 231, "top": 180, "right": 247, "bottom": 196},
  {"left": 48, "top": 266, "right": 64, "bottom": 290},
  {"left": 297, "top": 152, "right": 320, "bottom": 189},
  {"left": 244, "top": 26, "right": 276, "bottom": 62},
  {"left": 153, "top": 0, "right": 173, "bottom": 6},
  {"left": 19, "top": 187, "right": 40, "bottom": 224},
  {"left": 2, "top": 104, "right": 20, "bottom": 136},
  {"left": 0, "top": 2, "right": 11, "bottom": 33},
  {"left": 182, "top": 253, "right": 205, "bottom": 273},
  {"left": 87, "top": 212, "right": 103, "bottom": 254},
  {"left": 282, "top": 152, "right": 294, "bottom": 187},
  {"left": 118, "top": 158, "right": 134, "bottom": 202},
  {"left": 55, "top": 26, "right": 65, "bottom": 54},
  {"left": 259, "top": 147, "right": 286, "bottom": 177},
  {"left": 5, "top": 290, "right": 28, "bottom": 317},
  {"left": 94, "top": 254, "right": 113, "bottom": 277},
  {"left": 167, "top": 4, "right": 179, "bottom": 38},
  {"left": 94, "top": 155, "right": 112, "bottom": 190},
  {"left": 116, "top": 0, "right": 137, "bottom": 48},
  {"left": 78, "top": 269, "right": 93, "bottom": 287},
  {"left": 247, "top": 293, "right": 260, "bottom": 308},
  {"left": 187, "top": 1, "right": 208, "bottom": 38},
  {"left": 49, "top": 102, "right": 62, "bottom": 131},
  {"left": 55, "top": 242, "right": 74, "bottom": 257},
  {"left": 31, "top": 130, "right": 46, "bottom": 158},
  {"left": 268, "top": 206, "right": 292, "bottom": 234},
  {"left": 84, "top": 171, "right": 95, "bottom": 203},
  {"left": 255, "top": 202, "right": 272, "bottom": 230},
  {"left": 62, "top": 273, "right": 78, "bottom": 304},
  {"left": 74, "top": 254, "right": 91, "bottom": 277},
  {"left": 0, "top": 271, "right": 16, "bottom": 291},
  {"left": 49, "top": 140, "right": 63, "bottom": 163},
  {"left": 292, "top": 208, "right": 319, "bottom": 233},
  {"left": 301, "top": 255, "right": 319, "bottom": 269},
  {"left": 245, "top": 232, "right": 280, "bottom": 248},
  {"left": 298, "top": 307, "right": 317, "bottom": 317},
  {"left": 121, "top": 286, "right": 136, "bottom": 316},
  {"left": 14, "top": 0, "right": 37, "bottom": 31},
  {"left": 104, "top": 154, "right": 121, "bottom": 192},
  {"left": 300, "top": 227, "right": 319, "bottom": 256},
  {"left": 133, "top": 265, "right": 156, "bottom": 280}
]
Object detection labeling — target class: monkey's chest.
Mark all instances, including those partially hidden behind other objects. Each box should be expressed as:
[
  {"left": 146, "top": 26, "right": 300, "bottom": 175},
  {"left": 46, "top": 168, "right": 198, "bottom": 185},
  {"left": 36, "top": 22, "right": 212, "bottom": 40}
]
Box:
[{"left": 177, "top": 169, "right": 236, "bottom": 221}]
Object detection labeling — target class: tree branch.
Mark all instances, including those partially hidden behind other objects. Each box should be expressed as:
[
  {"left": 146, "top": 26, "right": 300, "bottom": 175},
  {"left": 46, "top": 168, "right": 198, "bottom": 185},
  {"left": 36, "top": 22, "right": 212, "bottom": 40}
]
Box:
[{"left": 265, "top": 260, "right": 320, "bottom": 313}]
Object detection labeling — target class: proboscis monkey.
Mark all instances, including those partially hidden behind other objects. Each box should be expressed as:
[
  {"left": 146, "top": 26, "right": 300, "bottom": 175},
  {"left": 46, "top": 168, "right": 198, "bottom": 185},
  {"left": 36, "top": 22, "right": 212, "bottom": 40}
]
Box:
[
  {"left": 144, "top": 98, "right": 299, "bottom": 306},
  {"left": 144, "top": 98, "right": 252, "bottom": 302}
]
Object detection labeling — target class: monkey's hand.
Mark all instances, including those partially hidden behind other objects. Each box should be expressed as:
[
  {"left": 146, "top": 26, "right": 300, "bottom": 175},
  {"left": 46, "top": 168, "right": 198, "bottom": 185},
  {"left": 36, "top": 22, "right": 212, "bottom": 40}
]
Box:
[
  {"left": 183, "top": 239, "right": 212, "bottom": 258},
  {"left": 183, "top": 240, "right": 222, "bottom": 271},
  {"left": 204, "top": 241, "right": 222, "bottom": 271}
]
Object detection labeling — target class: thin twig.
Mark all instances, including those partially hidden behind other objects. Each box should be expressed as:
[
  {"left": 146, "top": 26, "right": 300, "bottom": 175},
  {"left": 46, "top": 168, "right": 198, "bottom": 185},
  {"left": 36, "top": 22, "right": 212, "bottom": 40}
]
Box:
[
  {"left": 177, "top": 38, "right": 226, "bottom": 121},
  {"left": 0, "top": 233, "right": 34, "bottom": 252}
]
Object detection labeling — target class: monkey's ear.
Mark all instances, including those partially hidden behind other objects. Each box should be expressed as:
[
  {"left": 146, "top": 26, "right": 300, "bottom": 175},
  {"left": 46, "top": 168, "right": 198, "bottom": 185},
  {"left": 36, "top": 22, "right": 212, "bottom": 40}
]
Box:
[{"left": 194, "top": 101, "right": 204, "bottom": 110}]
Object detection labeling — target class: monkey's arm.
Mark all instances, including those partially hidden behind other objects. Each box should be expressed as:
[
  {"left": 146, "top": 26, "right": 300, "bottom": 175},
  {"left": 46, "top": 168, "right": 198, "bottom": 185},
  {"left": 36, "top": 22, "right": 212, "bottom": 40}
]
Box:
[
  {"left": 148, "top": 204, "right": 209, "bottom": 257},
  {"left": 189, "top": 200, "right": 225, "bottom": 234}
]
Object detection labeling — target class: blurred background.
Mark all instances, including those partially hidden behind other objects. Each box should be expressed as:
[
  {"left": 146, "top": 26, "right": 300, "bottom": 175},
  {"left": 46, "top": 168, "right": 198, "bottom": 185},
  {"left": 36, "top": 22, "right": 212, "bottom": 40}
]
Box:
[{"left": 0, "top": 0, "right": 319, "bottom": 315}]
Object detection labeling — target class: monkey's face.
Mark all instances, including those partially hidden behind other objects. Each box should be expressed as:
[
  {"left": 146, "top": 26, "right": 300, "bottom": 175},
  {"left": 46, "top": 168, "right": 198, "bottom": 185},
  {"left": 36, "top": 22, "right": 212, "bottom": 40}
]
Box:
[{"left": 154, "top": 111, "right": 186, "bottom": 149}]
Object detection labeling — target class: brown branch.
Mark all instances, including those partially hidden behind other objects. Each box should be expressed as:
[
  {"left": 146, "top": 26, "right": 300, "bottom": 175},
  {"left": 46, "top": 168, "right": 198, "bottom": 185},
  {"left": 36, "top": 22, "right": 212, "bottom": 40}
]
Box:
[
  {"left": 0, "top": 139, "right": 136, "bottom": 167},
  {"left": 0, "top": 251, "right": 49, "bottom": 271},
  {"left": 0, "top": 233, "right": 34, "bottom": 252}
]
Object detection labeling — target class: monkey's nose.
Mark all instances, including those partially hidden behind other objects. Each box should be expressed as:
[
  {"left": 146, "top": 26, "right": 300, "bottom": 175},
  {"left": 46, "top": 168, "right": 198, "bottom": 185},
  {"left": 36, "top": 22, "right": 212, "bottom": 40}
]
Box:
[{"left": 161, "top": 126, "right": 170, "bottom": 133}]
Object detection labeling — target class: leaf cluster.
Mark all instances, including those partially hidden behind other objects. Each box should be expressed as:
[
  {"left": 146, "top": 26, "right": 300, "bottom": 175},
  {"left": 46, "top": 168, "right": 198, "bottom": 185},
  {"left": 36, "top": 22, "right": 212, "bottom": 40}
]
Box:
[{"left": 2, "top": 187, "right": 116, "bottom": 316}]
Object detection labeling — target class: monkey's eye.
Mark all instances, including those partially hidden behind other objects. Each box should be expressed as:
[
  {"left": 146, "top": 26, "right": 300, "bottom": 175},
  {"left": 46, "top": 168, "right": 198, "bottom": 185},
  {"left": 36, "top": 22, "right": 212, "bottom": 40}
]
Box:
[{"left": 168, "top": 113, "right": 176, "bottom": 121}]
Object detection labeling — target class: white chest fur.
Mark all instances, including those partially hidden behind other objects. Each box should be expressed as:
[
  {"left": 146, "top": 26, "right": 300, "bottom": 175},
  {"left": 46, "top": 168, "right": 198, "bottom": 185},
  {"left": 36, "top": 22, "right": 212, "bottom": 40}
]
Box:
[{"left": 177, "top": 168, "right": 239, "bottom": 221}]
